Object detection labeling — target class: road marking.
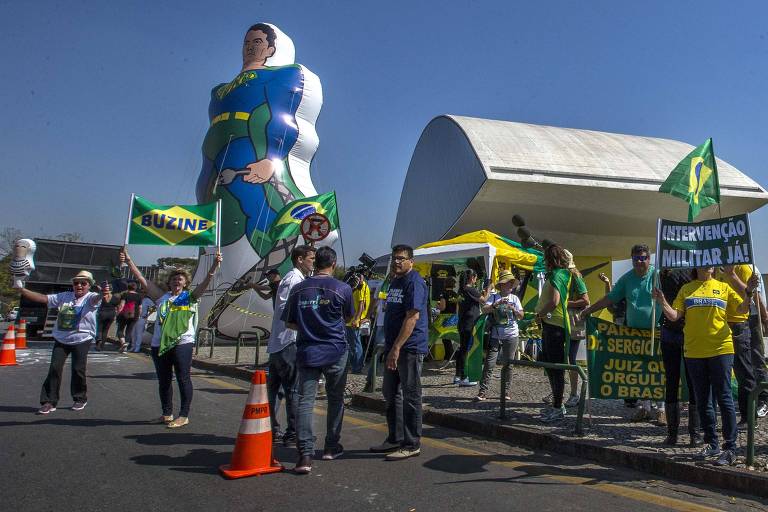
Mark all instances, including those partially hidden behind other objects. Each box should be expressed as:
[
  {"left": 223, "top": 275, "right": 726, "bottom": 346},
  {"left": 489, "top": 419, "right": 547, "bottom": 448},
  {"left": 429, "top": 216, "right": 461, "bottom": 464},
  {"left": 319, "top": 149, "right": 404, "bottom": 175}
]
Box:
[{"left": 199, "top": 375, "right": 723, "bottom": 512}]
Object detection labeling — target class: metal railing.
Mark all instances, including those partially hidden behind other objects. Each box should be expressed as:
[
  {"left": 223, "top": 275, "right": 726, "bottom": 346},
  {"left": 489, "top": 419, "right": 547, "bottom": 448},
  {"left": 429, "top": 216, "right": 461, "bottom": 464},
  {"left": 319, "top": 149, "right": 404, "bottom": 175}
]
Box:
[
  {"left": 236, "top": 330, "right": 263, "bottom": 366},
  {"left": 195, "top": 327, "right": 215, "bottom": 356},
  {"left": 500, "top": 359, "right": 589, "bottom": 436},
  {"left": 746, "top": 381, "right": 768, "bottom": 466}
]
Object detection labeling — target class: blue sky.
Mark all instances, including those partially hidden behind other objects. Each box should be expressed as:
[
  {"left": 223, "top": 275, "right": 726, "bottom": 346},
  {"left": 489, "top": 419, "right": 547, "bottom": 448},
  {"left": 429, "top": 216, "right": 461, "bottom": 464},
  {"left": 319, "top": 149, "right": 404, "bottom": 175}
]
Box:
[{"left": 2, "top": 1, "right": 767, "bottom": 268}]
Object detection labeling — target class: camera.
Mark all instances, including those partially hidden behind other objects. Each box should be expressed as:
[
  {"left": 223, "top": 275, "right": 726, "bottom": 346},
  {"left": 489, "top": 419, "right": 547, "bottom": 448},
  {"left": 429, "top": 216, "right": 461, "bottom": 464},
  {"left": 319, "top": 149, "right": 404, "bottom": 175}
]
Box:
[{"left": 343, "top": 252, "right": 376, "bottom": 288}]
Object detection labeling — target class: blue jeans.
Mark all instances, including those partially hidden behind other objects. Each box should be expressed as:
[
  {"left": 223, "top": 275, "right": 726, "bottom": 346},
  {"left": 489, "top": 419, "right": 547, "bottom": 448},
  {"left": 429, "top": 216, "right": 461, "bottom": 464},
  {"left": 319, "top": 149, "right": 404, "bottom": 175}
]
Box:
[
  {"left": 267, "top": 343, "right": 298, "bottom": 438},
  {"left": 296, "top": 350, "right": 348, "bottom": 457},
  {"left": 382, "top": 350, "right": 424, "bottom": 450},
  {"left": 151, "top": 343, "right": 194, "bottom": 417},
  {"left": 345, "top": 327, "right": 363, "bottom": 373},
  {"left": 686, "top": 354, "right": 737, "bottom": 451}
]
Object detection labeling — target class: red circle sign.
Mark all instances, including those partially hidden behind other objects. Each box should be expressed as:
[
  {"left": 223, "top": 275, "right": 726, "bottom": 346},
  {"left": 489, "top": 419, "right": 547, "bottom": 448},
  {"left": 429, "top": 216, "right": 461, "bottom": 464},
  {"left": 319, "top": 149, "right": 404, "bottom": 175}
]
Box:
[{"left": 300, "top": 213, "right": 331, "bottom": 242}]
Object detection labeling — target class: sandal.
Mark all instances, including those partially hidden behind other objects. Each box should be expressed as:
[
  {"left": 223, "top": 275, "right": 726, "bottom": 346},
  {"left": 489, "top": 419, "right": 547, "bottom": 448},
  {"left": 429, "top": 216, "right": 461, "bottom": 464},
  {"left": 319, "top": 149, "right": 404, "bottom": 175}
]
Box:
[
  {"left": 167, "top": 417, "right": 189, "bottom": 429},
  {"left": 159, "top": 415, "right": 174, "bottom": 424}
]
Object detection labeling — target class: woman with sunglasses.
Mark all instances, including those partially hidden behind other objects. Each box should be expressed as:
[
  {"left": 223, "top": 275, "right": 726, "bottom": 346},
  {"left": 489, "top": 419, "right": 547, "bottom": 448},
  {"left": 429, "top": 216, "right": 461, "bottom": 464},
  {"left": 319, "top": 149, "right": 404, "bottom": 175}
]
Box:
[
  {"left": 18, "top": 271, "right": 103, "bottom": 414},
  {"left": 654, "top": 266, "right": 757, "bottom": 466},
  {"left": 121, "top": 247, "right": 221, "bottom": 428}
]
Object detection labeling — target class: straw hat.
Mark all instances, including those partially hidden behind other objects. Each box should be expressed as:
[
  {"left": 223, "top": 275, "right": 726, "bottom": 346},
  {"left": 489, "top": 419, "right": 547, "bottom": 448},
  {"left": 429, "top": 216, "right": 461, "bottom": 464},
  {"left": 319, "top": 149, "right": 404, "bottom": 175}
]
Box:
[
  {"left": 71, "top": 270, "right": 95, "bottom": 285},
  {"left": 496, "top": 270, "right": 518, "bottom": 285}
]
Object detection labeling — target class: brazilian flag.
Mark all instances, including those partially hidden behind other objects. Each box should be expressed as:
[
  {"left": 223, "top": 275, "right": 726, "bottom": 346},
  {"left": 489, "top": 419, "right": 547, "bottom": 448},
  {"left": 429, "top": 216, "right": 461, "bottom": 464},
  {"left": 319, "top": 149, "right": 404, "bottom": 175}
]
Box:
[
  {"left": 264, "top": 191, "right": 339, "bottom": 246},
  {"left": 465, "top": 315, "right": 487, "bottom": 382},
  {"left": 128, "top": 195, "right": 218, "bottom": 247},
  {"left": 659, "top": 138, "right": 720, "bottom": 222}
]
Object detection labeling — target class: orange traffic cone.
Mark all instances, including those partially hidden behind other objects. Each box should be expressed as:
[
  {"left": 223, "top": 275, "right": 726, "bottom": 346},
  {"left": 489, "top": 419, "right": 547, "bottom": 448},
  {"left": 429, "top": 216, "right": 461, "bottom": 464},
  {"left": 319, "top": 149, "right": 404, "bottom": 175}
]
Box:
[
  {"left": 0, "top": 325, "right": 17, "bottom": 366},
  {"left": 219, "top": 370, "right": 283, "bottom": 479},
  {"left": 15, "top": 319, "right": 27, "bottom": 350}
]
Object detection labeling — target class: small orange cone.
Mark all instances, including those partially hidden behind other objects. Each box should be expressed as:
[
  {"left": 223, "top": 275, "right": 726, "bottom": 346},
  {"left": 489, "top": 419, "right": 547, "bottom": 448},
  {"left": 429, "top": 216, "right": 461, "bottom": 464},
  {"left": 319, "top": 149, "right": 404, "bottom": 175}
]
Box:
[
  {"left": 15, "top": 320, "right": 27, "bottom": 350},
  {"left": 0, "top": 325, "right": 17, "bottom": 366},
  {"left": 219, "top": 370, "right": 283, "bottom": 479}
]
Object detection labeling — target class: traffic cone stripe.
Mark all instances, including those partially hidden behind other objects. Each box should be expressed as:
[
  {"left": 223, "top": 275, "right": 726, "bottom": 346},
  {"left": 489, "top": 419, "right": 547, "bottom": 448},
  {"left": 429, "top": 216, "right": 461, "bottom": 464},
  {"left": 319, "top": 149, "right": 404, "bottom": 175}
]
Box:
[
  {"left": 2, "top": 343, "right": 15, "bottom": 350},
  {"left": 238, "top": 417, "right": 272, "bottom": 435},
  {"left": 245, "top": 385, "right": 268, "bottom": 405}
]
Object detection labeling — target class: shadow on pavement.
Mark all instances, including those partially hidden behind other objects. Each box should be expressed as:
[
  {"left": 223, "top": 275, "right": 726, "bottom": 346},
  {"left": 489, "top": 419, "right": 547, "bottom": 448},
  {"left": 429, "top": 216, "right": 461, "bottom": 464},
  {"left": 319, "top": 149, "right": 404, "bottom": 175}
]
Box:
[
  {"left": 125, "top": 432, "right": 236, "bottom": 446},
  {"left": 196, "top": 387, "right": 248, "bottom": 395},
  {"left": 0, "top": 417, "right": 155, "bottom": 428},
  {"left": 89, "top": 372, "right": 157, "bottom": 380},
  {"left": 130, "top": 448, "right": 231, "bottom": 475},
  {"left": 0, "top": 405, "right": 41, "bottom": 413}
]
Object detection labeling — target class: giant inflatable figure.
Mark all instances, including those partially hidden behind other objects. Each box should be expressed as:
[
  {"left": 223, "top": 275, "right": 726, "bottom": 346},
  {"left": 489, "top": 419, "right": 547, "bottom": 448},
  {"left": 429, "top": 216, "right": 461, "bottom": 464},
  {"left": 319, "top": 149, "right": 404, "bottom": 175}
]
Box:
[{"left": 193, "top": 23, "right": 329, "bottom": 339}]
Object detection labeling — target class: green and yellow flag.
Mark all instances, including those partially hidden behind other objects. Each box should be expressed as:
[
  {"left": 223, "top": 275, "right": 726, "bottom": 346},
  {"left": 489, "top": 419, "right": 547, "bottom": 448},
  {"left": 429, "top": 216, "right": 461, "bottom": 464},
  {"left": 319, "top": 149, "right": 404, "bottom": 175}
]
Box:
[
  {"left": 659, "top": 138, "right": 720, "bottom": 222},
  {"left": 127, "top": 195, "right": 219, "bottom": 246},
  {"left": 264, "top": 191, "right": 339, "bottom": 244}
]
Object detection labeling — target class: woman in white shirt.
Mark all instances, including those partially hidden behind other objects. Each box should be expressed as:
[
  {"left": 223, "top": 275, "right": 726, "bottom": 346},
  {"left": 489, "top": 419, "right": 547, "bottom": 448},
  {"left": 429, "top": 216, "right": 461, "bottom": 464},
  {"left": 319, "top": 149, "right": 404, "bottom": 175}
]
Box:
[{"left": 122, "top": 248, "right": 221, "bottom": 428}]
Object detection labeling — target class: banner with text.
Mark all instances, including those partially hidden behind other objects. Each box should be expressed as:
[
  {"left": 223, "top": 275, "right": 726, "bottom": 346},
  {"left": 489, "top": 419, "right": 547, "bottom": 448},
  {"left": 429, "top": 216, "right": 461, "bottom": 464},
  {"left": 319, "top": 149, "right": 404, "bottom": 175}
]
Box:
[
  {"left": 657, "top": 213, "right": 752, "bottom": 269},
  {"left": 587, "top": 318, "right": 686, "bottom": 401}
]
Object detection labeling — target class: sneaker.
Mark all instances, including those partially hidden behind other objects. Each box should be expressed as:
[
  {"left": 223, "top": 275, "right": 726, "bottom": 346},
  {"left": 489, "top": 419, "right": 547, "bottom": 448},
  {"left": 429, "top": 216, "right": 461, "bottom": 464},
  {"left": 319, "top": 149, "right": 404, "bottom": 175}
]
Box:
[
  {"left": 71, "top": 401, "right": 88, "bottom": 411},
  {"left": 294, "top": 455, "right": 313, "bottom": 474},
  {"left": 322, "top": 444, "right": 344, "bottom": 460},
  {"left": 453, "top": 376, "right": 462, "bottom": 384},
  {"left": 159, "top": 415, "right": 174, "bottom": 424},
  {"left": 758, "top": 402, "right": 768, "bottom": 418},
  {"left": 370, "top": 440, "right": 401, "bottom": 453},
  {"left": 118, "top": 343, "right": 128, "bottom": 353},
  {"left": 474, "top": 393, "right": 487, "bottom": 402},
  {"left": 282, "top": 433, "right": 297, "bottom": 448},
  {"left": 655, "top": 410, "right": 668, "bottom": 426},
  {"left": 541, "top": 405, "right": 567, "bottom": 423},
  {"left": 272, "top": 430, "right": 284, "bottom": 443},
  {"left": 504, "top": 395, "right": 511, "bottom": 401},
  {"left": 713, "top": 449, "right": 735, "bottom": 466},
  {"left": 385, "top": 447, "right": 421, "bottom": 461},
  {"left": 458, "top": 378, "right": 478, "bottom": 387},
  {"left": 564, "top": 395, "right": 580, "bottom": 408},
  {"left": 697, "top": 444, "right": 722, "bottom": 459},
  {"left": 542, "top": 393, "right": 553, "bottom": 404},
  {"left": 37, "top": 403, "right": 56, "bottom": 415}
]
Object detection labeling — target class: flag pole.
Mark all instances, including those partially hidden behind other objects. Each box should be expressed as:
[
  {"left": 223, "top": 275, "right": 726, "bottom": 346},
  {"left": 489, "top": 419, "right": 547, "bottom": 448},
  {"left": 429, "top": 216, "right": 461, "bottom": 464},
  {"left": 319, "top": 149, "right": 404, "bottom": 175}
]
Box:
[
  {"left": 330, "top": 191, "right": 346, "bottom": 269},
  {"left": 650, "top": 218, "right": 662, "bottom": 358},
  {"left": 216, "top": 199, "right": 222, "bottom": 254},
  {"left": 124, "top": 193, "right": 135, "bottom": 246},
  {"left": 746, "top": 213, "right": 763, "bottom": 338}
]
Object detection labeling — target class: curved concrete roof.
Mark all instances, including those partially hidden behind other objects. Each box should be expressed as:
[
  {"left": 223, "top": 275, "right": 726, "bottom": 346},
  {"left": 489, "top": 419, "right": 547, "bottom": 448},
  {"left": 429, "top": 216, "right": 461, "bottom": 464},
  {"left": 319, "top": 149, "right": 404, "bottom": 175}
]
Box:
[{"left": 392, "top": 115, "right": 768, "bottom": 258}]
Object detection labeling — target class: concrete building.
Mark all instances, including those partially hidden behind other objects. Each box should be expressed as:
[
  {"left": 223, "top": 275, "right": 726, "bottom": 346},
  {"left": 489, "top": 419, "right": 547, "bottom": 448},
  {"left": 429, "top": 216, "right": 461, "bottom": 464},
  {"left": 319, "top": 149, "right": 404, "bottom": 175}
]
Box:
[{"left": 392, "top": 116, "right": 768, "bottom": 257}]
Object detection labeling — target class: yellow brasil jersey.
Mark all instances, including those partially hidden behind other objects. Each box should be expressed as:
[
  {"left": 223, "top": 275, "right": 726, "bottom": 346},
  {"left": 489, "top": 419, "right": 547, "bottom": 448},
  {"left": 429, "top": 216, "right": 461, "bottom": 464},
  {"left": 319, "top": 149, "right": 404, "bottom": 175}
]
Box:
[
  {"left": 672, "top": 278, "right": 742, "bottom": 358},
  {"left": 715, "top": 265, "right": 753, "bottom": 323},
  {"left": 347, "top": 280, "right": 371, "bottom": 327}
]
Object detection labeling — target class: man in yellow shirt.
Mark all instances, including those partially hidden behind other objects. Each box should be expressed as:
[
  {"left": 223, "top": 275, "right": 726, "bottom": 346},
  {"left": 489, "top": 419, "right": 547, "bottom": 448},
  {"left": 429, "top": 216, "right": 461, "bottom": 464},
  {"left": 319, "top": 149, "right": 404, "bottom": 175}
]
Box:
[
  {"left": 346, "top": 275, "right": 371, "bottom": 373},
  {"left": 717, "top": 265, "right": 755, "bottom": 427}
]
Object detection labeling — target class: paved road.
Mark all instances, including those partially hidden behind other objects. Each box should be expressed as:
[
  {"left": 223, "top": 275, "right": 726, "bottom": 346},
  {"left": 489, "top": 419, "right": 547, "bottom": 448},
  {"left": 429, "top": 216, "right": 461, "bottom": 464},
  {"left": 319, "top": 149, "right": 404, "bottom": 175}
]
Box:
[{"left": 1, "top": 341, "right": 766, "bottom": 512}]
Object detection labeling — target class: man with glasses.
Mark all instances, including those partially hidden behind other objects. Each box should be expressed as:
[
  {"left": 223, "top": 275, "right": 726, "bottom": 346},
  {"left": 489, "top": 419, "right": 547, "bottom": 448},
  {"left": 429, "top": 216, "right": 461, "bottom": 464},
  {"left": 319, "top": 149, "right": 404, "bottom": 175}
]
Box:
[
  {"left": 370, "top": 245, "right": 428, "bottom": 460},
  {"left": 578, "top": 244, "right": 664, "bottom": 421}
]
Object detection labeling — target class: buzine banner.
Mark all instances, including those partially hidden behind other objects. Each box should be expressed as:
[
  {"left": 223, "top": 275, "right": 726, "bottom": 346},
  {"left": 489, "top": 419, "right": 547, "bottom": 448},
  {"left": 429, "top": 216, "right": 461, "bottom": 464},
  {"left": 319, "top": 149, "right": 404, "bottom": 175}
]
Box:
[
  {"left": 127, "top": 194, "right": 219, "bottom": 246},
  {"left": 657, "top": 213, "right": 753, "bottom": 268},
  {"left": 587, "top": 317, "right": 686, "bottom": 401}
]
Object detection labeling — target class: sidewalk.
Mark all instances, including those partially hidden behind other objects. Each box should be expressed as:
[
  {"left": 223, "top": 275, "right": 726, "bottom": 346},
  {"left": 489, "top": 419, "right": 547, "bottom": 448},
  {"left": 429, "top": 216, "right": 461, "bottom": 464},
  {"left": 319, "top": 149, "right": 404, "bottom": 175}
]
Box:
[{"left": 191, "top": 347, "right": 768, "bottom": 498}]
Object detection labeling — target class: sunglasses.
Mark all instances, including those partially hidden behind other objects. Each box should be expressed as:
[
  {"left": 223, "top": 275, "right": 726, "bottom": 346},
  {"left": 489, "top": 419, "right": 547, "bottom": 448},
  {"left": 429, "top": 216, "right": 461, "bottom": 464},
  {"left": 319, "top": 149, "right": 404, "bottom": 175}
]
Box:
[{"left": 632, "top": 255, "right": 649, "bottom": 262}]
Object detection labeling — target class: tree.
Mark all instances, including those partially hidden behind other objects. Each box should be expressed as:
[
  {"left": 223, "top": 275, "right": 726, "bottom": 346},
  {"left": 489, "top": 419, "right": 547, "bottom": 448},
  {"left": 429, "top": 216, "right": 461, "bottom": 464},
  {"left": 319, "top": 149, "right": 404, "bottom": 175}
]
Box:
[
  {"left": 0, "top": 227, "right": 23, "bottom": 257},
  {"left": 56, "top": 232, "right": 85, "bottom": 242},
  {"left": 0, "top": 254, "right": 19, "bottom": 314}
]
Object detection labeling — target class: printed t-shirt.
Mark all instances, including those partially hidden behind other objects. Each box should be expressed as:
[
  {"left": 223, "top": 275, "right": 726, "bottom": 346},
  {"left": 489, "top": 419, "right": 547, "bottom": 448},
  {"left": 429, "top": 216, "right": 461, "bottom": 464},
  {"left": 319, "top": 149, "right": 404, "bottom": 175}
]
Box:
[
  {"left": 119, "top": 291, "right": 142, "bottom": 318},
  {"left": 151, "top": 292, "right": 198, "bottom": 349},
  {"left": 268, "top": 268, "right": 305, "bottom": 354},
  {"left": 48, "top": 291, "right": 101, "bottom": 344},
  {"left": 486, "top": 291, "right": 522, "bottom": 339},
  {"left": 440, "top": 290, "right": 459, "bottom": 315},
  {"left": 383, "top": 270, "right": 428, "bottom": 354},
  {"left": 607, "top": 266, "right": 661, "bottom": 329},
  {"left": 458, "top": 285, "right": 482, "bottom": 330},
  {"left": 672, "top": 279, "right": 742, "bottom": 358},
  {"left": 347, "top": 280, "right": 371, "bottom": 327},
  {"left": 716, "top": 265, "right": 753, "bottom": 323},
  {"left": 283, "top": 275, "right": 353, "bottom": 367}
]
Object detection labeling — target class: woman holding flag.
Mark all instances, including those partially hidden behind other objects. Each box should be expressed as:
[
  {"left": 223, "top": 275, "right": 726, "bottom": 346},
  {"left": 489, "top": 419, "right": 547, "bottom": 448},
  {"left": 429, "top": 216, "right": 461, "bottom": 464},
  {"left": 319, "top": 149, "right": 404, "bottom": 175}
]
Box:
[
  {"left": 653, "top": 266, "right": 757, "bottom": 466},
  {"left": 120, "top": 247, "right": 222, "bottom": 428}
]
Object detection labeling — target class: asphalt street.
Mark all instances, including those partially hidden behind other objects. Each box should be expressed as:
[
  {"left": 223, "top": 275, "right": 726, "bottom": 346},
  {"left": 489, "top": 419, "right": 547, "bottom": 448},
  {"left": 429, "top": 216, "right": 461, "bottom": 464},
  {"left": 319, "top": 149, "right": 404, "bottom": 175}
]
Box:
[{"left": 1, "top": 340, "right": 766, "bottom": 512}]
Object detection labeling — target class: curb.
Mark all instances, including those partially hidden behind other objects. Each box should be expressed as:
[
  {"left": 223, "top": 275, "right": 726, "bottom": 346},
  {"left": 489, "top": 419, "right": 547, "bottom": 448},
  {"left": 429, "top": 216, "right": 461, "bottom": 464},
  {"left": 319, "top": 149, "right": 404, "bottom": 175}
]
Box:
[{"left": 351, "top": 393, "right": 768, "bottom": 499}]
